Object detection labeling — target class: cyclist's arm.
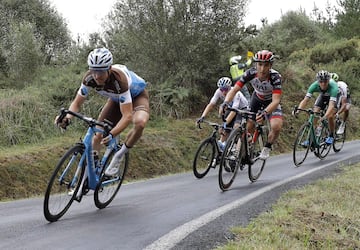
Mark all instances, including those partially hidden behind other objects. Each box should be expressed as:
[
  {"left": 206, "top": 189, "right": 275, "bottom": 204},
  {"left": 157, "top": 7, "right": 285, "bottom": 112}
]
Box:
[
  {"left": 224, "top": 83, "right": 241, "bottom": 103},
  {"left": 66, "top": 94, "right": 86, "bottom": 120},
  {"left": 201, "top": 102, "right": 216, "bottom": 118},
  {"left": 264, "top": 92, "right": 281, "bottom": 113},
  {"left": 298, "top": 96, "right": 310, "bottom": 110}
]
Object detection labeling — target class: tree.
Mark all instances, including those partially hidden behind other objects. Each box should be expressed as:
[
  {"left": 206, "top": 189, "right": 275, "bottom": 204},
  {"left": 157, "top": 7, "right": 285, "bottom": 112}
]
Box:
[
  {"left": 103, "top": 0, "right": 250, "bottom": 117},
  {"left": 334, "top": 0, "right": 360, "bottom": 38},
  {"left": 247, "top": 11, "right": 328, "bottom": 58}
]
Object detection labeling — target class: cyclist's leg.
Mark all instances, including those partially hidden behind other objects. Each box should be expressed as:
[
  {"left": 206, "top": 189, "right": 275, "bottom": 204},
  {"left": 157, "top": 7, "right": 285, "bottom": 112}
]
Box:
[
  {"left": 93, "top": 99, "right": 121, "bottom": 152},
  {"left": 105, "top": 91, "right": 149, "bottom": 176},
  {"left": 124, "top": 90, "right": 150, "bottom": 147}
]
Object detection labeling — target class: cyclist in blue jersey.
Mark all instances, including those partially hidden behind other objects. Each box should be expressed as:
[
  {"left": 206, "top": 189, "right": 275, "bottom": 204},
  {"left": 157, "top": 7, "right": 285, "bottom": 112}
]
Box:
[{"left": 56, "top": 48, "right": 150, "bottom": 176}]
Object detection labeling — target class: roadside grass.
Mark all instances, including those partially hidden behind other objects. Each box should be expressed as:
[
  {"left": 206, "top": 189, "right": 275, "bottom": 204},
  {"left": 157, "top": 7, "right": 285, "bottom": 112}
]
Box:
[{"left": 216, "top": 163, "right": 360, "bottom": 250}]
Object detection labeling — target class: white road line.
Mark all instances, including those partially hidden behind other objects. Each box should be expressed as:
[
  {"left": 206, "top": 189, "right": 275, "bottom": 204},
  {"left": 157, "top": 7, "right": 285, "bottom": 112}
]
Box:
[{"left": 144, "top": 155, "right": 359, "bottom": 250}]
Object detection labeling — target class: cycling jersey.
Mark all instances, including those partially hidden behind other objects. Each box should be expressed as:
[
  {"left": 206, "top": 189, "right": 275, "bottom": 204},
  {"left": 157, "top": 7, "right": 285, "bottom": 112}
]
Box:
[
  {"left": 236, "top": 67, "right": 282, "bottom": 102},
  {"left": 337, "top": 81, "right": 351, "bottom": 102},
  {"left": 77, "top": 64, "right": 147, "bottom": 103},
  {"left": 209, "top": 87, "right": 248, "bottom": 109},
  {"left": 305, "top": 79, "right": 338, "bottom": 102}
]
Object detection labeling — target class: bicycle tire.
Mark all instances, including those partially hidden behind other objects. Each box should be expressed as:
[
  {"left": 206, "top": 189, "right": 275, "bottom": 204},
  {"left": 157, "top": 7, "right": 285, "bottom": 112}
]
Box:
[
  {"left": 248, "top": 129, "right": 266, "bottom": 182},
  {"left": 218, "top": 127, "right": 242, "bottom": 191},
  {"left": 293, "top": 123, "right": 311, "bottom": 167},
  {"left": 43, "top": 145, "right": 85, "bottom": 222},
  {"left": 333, "top": 121, "right": 346, "bottom": 152},
  {"left": 94, "top": 149, "right": 129, "bottom": 209},
  {"left": 317, "top": 125, "right": 331, "bottom": 159},
  {"left": 193, "top": 137, "right": 216, "bottom": 179}
]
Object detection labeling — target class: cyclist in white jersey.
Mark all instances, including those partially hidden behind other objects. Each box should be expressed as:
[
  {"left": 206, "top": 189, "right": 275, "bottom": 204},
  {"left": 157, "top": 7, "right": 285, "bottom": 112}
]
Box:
[
  {"left": 196, "top": 77, "right": 248, "bottom": 151},
  {"left": 55, "top": 48, "right": 150, "bottom": 176},
  {"left": 221, "top": 50, "right": 283, "bottom": 160},
  {"left": 331, "top": 72, "right": 351, "bottom": 134}
]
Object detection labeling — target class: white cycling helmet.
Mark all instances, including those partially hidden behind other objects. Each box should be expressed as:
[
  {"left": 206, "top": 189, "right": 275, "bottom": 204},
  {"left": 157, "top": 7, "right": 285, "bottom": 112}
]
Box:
[
  {"left": 316, "top": 70, "right": 330, "bottom": 81},
  {"left": 229, "top": 55, "right": 242, "bottom": 65},
  {"left": 87, "top": 48, "right": 113, "bottom": 70},
  {"left": 217, "top": 77, "right": 232, "bottom": 90}
]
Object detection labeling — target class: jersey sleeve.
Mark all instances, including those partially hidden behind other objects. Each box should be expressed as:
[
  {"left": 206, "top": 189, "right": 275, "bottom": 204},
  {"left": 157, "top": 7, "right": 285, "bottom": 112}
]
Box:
[
  {"left": 209, "top": 89, "right": 221, "bottom": 104},
  {"left": 305, "top": 81, "right": 319, "bottom": 98},
  {"left": 77, "top": 83, "right": 90, "bottom": 98}
]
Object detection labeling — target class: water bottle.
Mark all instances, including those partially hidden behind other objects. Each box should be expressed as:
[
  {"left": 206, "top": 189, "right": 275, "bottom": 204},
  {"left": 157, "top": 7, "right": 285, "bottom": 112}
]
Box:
[
  {"left": 315, "top": 125, "right": 322, "bottom": 136},
  {"left": 92, "top": 150, "right": 101, "bottom": 175}
]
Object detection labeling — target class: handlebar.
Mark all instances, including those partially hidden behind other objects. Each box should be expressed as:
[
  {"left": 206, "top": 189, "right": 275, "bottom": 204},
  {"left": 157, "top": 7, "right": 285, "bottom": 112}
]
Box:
[
  {"left": 293, "top": 106, "right": 324, "bottom": 116},
  {"left": 197, "top": 119, "right": 221, "bottom": 130},
  {"left": 57, "top": 108, "right": 113, "bottom": 136}
]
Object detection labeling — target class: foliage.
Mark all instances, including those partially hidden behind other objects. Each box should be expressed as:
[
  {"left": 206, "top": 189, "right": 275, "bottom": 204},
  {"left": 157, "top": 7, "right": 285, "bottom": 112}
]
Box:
[
  {"left": 245, "top": 11, "right": 328, "bottom": 58},
  {"left": 3, "top": 21, "right": 43, "bottom": 84},
  {"left": 103, "top": 0, "right": 250, "bottom": 117},
  {"left": 0, "top": 0, "right": 72, "bottom": 87},
  {"left": 334, "top": 0, "right": 360, "bottom": 39}
]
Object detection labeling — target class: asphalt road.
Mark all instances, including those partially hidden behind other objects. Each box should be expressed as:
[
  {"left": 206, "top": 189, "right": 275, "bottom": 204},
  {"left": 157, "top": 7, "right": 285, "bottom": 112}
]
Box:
[{"left": 1, "top": 140, "right": 359, "bottom": 250}]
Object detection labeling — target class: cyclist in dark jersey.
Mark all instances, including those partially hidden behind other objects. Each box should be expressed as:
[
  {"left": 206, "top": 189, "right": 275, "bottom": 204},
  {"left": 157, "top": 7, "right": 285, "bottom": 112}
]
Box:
[
  {"left": 56, "top": 47, "right": 150, "bottom": 176},
  {"left": 221, "top": 50, "right": 283, "bottom": 160},
  {"left": 293, "top": 70, "right": 339, "bottom": 144}
]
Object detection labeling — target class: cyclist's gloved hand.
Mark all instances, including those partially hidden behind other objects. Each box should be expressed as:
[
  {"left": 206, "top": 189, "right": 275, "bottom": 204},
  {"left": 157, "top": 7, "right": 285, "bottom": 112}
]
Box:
[
  {"left": 101, "top": 132, "right": 113, "bottom": 145},
  {"left": 291, "top": 108, "right": 299, "bottom": 118},
  {"left": 256, "top": 110, "right": 267, "bottom": 123},
  {"left": 55, "top": 116, "right": 71, "bottom": 130},
  {"left": 223, "top": 122, "right": 228, "bottom": 129},
  {"left": 196, "top": 116, "right": 204, "bottom": 124}
]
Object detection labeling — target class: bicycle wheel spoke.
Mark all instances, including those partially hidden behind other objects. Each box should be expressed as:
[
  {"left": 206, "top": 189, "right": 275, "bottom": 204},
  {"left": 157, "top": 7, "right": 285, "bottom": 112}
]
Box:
[
  {"left": 219, "top": 128, "right": 241, "bottom": 191},
  {"left": 94, "top": 150, "right": 128, "bottom": 209},
  {"left": 333, "top": 121, "right": 346, "bottom": 152},
  {"left": 43, "top": 145, "right": 85, "bottom": 222},
  {"left": 248, "top": 130, "right": 266, "bottom": 182},
  {"left": 293, "top": 123, "right": 311, "bottom": 166},
  {"left": 193, "top": 138, "right": 216, "bottom": 179},
  {"left": 317, "top": 125, "right": 331, "bottom": 159}
]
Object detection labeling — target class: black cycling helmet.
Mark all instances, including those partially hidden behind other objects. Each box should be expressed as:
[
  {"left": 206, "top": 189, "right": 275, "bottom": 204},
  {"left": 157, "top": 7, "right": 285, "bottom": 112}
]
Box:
[
  {"left": 253, "top": 50, "right": 274, "bottom": 63},
  {"left": 316, "top": 70, "right": 330, "bottom": 82}
]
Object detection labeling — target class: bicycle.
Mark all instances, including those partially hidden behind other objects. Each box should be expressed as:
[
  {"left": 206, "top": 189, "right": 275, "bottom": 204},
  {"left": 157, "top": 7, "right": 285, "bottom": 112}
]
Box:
[
  {"left": 43, "top": 108, "right": 129, "bottom": 222},
  {"left": 193, "top": 120, "right": 224, "bottom": 179},
  {"left": 218, "top": 107, "right": 269, "bottom": 191},
  {"left": 333, "top": 114, "right": 346, "bottom": 152},
  {"left": 292, "top": 107, "right": 331, "bottom": 167}
]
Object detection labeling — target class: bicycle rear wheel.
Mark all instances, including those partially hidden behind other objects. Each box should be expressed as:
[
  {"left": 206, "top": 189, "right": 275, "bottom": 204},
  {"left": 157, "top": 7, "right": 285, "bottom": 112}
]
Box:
[
  {"left": 94, "top": 149, "right": 129, "bottom": 209},
  {"left": 293, "top": 123, "right": 311, "bottom": 167},
  {"left": 43, "top": 145, "right": 85, "bottom": 222},
  {"left": 218, "top": 128, "right": 242, "bottom": 191},
  {"left": 248, "top": 129, "right": 266, "bottom": 182},
  {"left": 333, "top": 121, "right": 346, "bottom": 152},
  {"left": 193, "top": 138, "right": 216, "bottom": 178},
  {"left": 317, "top": 125, "right": 331, "bottom": 159}
]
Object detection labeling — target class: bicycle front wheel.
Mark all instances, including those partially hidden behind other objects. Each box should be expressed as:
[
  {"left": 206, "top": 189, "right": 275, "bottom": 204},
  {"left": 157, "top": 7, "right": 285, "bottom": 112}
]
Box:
[
  {"left": 43, "top": 145, "right": 85, "bottom": 222},
  {"left": 317, "top": 125, "right": 331, "bottom": 159},
  {"left": 193, "top": 138, "right": 216, "bottom": 179},
  {"left": 293, "top": 123, "right": 311, "bottom": 167},
  {"left": 248, "top": 129, "right": 266, "bottom": 182},
  {"left": 94, "top": 150, "right": 129, "bottom": 209},
  {"left": 218, "top": 128, "right": 242, "bottom": 191},
  {"left": 333, "top": 122, "right": 346, "bottom": 152}
]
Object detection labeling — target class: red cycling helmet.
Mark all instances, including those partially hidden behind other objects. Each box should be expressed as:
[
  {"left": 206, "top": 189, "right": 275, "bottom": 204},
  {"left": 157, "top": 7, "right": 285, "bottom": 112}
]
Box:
[{"left": 253, "top": 50, "right": 274, "bottom": 63}]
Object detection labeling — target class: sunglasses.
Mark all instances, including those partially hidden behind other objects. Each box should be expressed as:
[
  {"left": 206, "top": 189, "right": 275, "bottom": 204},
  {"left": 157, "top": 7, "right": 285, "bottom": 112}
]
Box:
[{"left": 220, "top": 87, "right": 229, "bottom": 92}]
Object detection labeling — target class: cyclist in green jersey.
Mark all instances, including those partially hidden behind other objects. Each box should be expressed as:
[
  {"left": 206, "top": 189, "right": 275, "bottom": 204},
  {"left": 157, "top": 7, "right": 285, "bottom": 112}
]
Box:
[{"left": 293, "top": 70, "right": 339, "bottom": 144}]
